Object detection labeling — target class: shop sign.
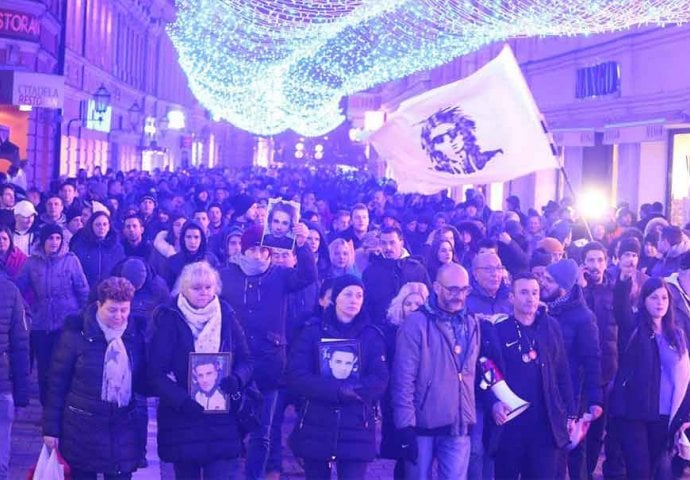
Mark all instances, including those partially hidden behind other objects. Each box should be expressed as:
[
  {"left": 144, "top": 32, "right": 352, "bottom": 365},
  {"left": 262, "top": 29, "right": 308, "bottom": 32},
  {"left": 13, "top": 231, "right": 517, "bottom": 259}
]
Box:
[
  {"left": 0, "top": 9, "right": 40, "bottom": 42},
  {"left": 0, "top": 71, "right": 64, "bottom": 108}
]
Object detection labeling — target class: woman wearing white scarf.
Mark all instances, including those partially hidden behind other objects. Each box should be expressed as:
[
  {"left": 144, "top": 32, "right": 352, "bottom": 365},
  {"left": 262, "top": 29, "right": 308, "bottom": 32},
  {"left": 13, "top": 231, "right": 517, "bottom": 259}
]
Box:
[
  {"left": 149, "top": 261, "right": 254, "bottom": 479},
  {"left": 42, "top": 277, "right": 146, "bottom": 479}
]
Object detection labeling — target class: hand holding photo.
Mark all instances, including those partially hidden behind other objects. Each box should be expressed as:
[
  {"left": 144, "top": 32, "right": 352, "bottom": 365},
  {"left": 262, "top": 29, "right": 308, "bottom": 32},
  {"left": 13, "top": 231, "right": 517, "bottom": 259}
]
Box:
[{"left": 261, "top": 198, "right": 300, "bottom": 251}]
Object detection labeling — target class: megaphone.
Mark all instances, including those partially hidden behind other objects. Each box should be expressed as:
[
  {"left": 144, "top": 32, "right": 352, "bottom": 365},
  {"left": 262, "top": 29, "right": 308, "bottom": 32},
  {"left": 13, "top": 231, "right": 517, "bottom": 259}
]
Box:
[{"left": 478, "top": 357, "right": 530, "bottom": 423}]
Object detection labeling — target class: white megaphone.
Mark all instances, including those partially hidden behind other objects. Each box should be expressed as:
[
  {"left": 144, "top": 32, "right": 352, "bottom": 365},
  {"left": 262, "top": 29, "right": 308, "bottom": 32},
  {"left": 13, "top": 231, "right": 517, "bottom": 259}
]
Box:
[{"left": 478, "top": 357, "right": 530, "bottom": 423}]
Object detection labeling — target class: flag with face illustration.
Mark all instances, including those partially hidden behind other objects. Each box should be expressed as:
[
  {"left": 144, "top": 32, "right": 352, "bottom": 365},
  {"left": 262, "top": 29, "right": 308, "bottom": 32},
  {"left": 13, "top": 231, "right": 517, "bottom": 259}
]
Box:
[{"left": 369, "top": 44, "right": 559, "bottom": 194}]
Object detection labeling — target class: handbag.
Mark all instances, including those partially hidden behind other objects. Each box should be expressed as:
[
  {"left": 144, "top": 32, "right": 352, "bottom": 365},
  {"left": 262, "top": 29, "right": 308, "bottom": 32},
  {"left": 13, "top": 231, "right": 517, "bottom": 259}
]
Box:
[{"left": 230, "top": 380, "right": 264, "bottom": 435}]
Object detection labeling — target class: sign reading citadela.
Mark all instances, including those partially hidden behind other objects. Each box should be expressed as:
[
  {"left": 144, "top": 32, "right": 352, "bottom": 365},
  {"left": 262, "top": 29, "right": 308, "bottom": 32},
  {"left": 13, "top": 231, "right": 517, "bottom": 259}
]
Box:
[{"left": 0, "top": 71, "right": 64, "bottom": 109}]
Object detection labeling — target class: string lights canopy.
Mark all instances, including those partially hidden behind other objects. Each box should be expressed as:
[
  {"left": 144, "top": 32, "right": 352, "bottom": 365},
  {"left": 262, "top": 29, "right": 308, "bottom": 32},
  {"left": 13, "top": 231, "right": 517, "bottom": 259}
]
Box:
[{"left": 168, "top": 0, "right": 689, "bottom": 136}]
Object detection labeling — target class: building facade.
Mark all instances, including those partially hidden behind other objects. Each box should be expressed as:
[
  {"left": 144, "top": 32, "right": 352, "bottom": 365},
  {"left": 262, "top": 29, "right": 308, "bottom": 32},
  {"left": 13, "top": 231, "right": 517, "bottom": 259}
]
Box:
[
  {"left": 352, "top": 24, "right": 690, "bottom": 224},
  {"left": 0, "top": 0, "right": 254, "bottom": 189}
]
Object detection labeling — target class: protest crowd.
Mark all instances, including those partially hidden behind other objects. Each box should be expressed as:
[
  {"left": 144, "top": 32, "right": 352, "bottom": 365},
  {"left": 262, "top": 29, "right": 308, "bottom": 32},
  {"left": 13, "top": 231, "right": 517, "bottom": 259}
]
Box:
[{"left": 2, "top": 163, "right": 690, "bottom": 480}]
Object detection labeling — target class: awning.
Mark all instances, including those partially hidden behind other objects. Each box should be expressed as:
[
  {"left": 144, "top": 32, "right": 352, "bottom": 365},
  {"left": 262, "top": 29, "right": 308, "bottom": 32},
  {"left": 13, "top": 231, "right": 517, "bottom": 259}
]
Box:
[{"left": 0, "top": 70, "right": 64, "bottom": 109}]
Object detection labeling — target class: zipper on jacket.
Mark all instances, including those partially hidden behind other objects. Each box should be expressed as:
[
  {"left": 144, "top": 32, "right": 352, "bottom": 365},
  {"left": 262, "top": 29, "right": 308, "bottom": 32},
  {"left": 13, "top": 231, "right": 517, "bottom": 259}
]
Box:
[
  {"left": 419, "top": 380, "right": 432, "bottom": 411},
  {"left": 298, "top": 399, "right": 310, "bottom": 430},
  {"left": 330, "top": 407, "right": 341, "bottom": 465},
  {"left": 67, "top": 405, "right": 94, "bottom": 416}
]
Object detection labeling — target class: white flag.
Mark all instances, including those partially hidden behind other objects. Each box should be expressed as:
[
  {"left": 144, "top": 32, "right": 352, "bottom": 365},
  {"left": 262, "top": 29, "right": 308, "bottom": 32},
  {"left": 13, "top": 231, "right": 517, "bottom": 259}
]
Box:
[{"left": 369, "top": 45, "right": 558, "bottom": 194}]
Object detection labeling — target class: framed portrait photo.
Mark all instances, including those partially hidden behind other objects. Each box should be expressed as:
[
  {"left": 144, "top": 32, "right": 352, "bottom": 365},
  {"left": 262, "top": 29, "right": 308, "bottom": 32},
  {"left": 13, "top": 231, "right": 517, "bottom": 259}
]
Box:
[
  {"left": 261, "top": 198, "right": 300, "bottom": 252},
  {"left": 319, "top": 339, "right": 361, "bottom": 381},
  {"left": 188, "top": 352, "right": 232, "bottom": 414}
]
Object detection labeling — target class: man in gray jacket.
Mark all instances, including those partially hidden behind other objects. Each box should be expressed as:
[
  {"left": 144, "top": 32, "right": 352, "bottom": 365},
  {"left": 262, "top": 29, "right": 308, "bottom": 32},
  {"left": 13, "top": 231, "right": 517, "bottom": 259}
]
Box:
[{"left": 392, "top": 263, "right": 479, "bottom": 480}]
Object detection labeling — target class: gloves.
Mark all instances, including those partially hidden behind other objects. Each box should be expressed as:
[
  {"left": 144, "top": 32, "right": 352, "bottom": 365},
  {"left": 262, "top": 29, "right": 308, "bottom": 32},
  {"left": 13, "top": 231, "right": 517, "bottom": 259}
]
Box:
[
  {"left": 338, "top": 383, "right": 363, "bottom": 403},
  {"left": 180, "top": 398, "right": 204, "bottom": 416},
  {"left": 398, "top": 426, "right": 418, "bottom": 464},
  {"left": 219, "top": 375, "right": 241, "bottom": 396}
]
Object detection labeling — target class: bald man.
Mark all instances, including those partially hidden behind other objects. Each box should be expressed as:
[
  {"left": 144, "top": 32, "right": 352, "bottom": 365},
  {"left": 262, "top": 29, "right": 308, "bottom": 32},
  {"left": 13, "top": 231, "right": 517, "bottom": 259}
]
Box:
[{"left": 392, "top": 263, "right": 480, "bottom": 479}]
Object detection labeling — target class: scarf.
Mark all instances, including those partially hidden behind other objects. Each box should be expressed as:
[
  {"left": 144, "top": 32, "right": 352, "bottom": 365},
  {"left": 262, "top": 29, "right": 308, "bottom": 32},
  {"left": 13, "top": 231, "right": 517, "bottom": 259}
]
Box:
[
  {"left": 177, "top": 294, "right": 222, "bottom": 353},
  {"left": 96, "top": 316, "right": 132, "bottom": 407},
  {"left": 234, "top": 254, "right": 271, "bottom": 276}
]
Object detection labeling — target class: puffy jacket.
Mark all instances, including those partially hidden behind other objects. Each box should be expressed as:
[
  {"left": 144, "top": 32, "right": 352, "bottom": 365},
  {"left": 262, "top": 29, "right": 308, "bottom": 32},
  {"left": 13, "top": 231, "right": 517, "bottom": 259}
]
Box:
[
  {"left": 0, "top": 276, "right": 29, "bottom": 406},
  {"left": 70, "top": 222, "right": 125, "bottom": 288},
  {"left": 148, "top": 297, "right": 253, "bottom": 463},
  {"left": 392, "top": 297, "right": 481, "bottom": 432},
  {"left": 547, "top": 286, "right": 603, "bottom": 409},
  {"left": 651, "top": 235, "right": 690, "bottom": 278},
  {"left": 362, "top": 254, "right": 430, "bottom": 324},
  {"left": 0, "top": 246, "right": 27, "bottom": 279},
  {"left": 15, "top": 250, "right": 89, "bottom": 331},
  {"left": 583, "top": 273, "right": 618, "bottom": 385},
  {"left": 287, "top": 308, "right": 388, "bottom": 461},
  {"left": 219, "top": 246, "right": 316, "bottom": 391},
  {"left": 466, "top": 281, "right": 512, "bottom": 317},
  {"left": 42, "top": 307, "right": 146, "bottom": 474}
]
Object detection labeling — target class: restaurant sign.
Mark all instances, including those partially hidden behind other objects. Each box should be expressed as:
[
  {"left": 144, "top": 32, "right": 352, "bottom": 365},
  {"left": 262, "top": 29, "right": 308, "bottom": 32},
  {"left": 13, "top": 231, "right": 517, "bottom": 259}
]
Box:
[
  {"left": 0, "top": 9, "right": 40, "bottom": 42},
  {"left": 0, "top": 71, "right": 64, "bottom": 108}
]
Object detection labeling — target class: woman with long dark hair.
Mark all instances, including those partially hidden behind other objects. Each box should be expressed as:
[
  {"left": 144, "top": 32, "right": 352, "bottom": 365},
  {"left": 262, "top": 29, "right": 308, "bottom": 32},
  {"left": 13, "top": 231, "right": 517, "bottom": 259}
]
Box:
[{"left": 611, "top": 276, "right": 690, "bottom": 478}]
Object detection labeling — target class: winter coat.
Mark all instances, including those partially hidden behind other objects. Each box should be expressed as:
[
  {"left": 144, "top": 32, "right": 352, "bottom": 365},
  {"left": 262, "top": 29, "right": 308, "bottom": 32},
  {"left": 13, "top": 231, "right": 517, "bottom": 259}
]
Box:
[
  {"left": 42, "top": 306, "right": 146, "bottom": 474},
  {"left": 466, "top": 281, "right": 512, "bottom": 318},
  {"left": 148, "top": 297, "right": 253, "bottom": 463},
  {"left": 15, "top": 250, "right": 89, "bottom": 331},
  {"left": 0, "top": 246, "right": 27, "bottom": 278},
  {"left": 392, "top": 298, "right": 481, "bottom": 432},
  {"left": 547, "top": 286, "right": 603, "bottom": 410},
  {"left": 70, "top": 227, "right": 125, "bottom": 288},
  {"left": 0, "top": 276, "right": 29, "bottom": 406},
  {"left": 610, "top": 278, "right": 688, "bottom": 423},
  {"left": 219, "top": 245, "right": 316, "bottom": 391},
  {"left": 163, "top": 222, "right": 218, "bottom": 289},
  {"left": 666, "top": 273, "right": 690, "bottom": 343},
  {"left": 651, "top": 236, "right": 690, "bottom": 278},
  {"left": 490, "top": 311, "right": 576, "bottom": 448},
  {"left": 583, "top": 273, "right": 619, "bottom": 385},
  {"left": 362, "top": 254, "right": 430, "bottom": 324},
  {"left": 287, "top": 308, "right": 388, "bottom": 461}
]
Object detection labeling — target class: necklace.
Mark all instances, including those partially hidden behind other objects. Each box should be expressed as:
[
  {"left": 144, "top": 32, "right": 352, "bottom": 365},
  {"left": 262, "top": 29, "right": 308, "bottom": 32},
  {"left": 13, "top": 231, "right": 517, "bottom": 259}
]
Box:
[{"left": 514, "top": 319, "right": 538, "bottom": 363}]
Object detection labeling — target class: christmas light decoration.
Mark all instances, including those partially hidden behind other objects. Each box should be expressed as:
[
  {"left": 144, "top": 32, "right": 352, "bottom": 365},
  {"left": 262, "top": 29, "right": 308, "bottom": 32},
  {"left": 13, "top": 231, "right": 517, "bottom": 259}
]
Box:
[{"left": 168, "top": 0, "right": 690, "bottom": 136}]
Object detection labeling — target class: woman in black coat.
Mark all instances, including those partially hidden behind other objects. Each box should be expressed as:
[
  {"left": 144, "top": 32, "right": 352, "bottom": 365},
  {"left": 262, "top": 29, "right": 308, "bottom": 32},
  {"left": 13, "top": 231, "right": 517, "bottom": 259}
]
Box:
[
  {"left": 287, "top": 274, "right": 389, "bottom": 480},
  {"left": 148, "top": 260, "right": 253, "bottom": 479},
  {"left": 43, "top": 277, "right": 146, "bottom": 479},
  {"left": 164, "top": 220, "right": 219, "bottom": 289},
  {"left": 70, "top": 211, "right": 126, "bottom": 288}
]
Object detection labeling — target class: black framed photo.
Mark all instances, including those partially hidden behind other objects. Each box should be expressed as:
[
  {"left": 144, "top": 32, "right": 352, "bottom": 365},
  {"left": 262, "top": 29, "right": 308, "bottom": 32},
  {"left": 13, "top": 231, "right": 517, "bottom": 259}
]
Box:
[
  {"left": 319, "top": 339, "right": 361, "bottom": 381},
  {"left": 188, "top": 352, "right": 232, "bottom": 414}
]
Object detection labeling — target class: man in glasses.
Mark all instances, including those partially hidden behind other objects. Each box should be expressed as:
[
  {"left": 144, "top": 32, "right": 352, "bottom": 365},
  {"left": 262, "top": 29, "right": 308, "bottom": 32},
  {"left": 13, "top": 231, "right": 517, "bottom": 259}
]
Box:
[
  {"left": 392, "top": 263, "right": 480, "bottom": 479},
  {"left": 466, "top": 252, "right": 512, "bottom": 479}
]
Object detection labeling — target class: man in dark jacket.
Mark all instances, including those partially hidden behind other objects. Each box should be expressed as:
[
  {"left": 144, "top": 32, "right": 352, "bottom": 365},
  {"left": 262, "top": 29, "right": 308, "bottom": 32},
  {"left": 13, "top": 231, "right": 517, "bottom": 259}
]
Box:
[
  {"left": 541, "top": 259, "right": 603, "bottom": 480},
  {"left": 465, "top": 252, "right": 511, "bottom": 480},
  {"left": 392, "top": 263, "right": 480, "bottom": 479},
  {"left": 0, "top": 274, "right": 29, "bottom": 480},
  {"left": 121, "top": 214, "right": 154, "bottom": 262},
  {"left": 219, "top": 224, "right": 316, "bottom": 480},
  {"left": 491, "top": 272, "right": 575, "bottom": 479},
  {"left": 363, "top": 226, "right": 430, "bottom": 324},
  {"left": 581, "top": 241, "right": 626, "bottom": 480},
  {"left": 338, "top": 203, "right": 370, "bottom": 249}
]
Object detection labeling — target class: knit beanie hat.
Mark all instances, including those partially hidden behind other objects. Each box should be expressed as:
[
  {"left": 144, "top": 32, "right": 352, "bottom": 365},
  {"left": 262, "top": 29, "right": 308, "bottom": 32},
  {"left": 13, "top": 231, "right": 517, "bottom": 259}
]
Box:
[
  {"left": 232, "top": 194, "right": 256, "bottom": 219},
  {"left": 538, "top": 237, "right": 564, "bottom": 254},
  {"left": 546, "top": 259, "right": 579, "bottom": 292},
  {"left": 120, "top": 258, "right": 147, "bottom": 290},
  {"left": 39, "top": 223, "right": 63, "bottom": 245},
  {"left": 241, "top": 225, "right": 264, "bottom": 253},
  {"left": 331, "top": 274, "right": 365, "bottom": 303},
  {"left": 618, "top": 237, "right": 641, "bottom": 257}
]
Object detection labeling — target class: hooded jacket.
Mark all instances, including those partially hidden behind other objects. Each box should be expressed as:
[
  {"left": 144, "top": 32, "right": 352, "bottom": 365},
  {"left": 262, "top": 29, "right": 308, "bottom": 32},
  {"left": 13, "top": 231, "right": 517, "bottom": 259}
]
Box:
[
  {"left": 287, "top": 307, "right": 388, "bottom": 461},
  {"left": 651, "top": 234, "right": 690, "bottom": 278},
  {"left": 164, "top": 222, "right": 219, "bottom": 289},
  {"left": 0, "top": 275, "right": 29, "bottom": 406},
  {"left": 15, "top": 248, "right": 89, "bottom": 332},
  {"left": 70, "top": 214, "right": 125, "bottom": 288}
]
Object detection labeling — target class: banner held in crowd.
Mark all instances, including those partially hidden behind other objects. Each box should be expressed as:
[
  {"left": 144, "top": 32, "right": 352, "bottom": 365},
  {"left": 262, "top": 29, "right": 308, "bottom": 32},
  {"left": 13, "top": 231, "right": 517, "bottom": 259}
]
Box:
[{"left": 369, "top": 44, "right": 559, "bottom": 194}]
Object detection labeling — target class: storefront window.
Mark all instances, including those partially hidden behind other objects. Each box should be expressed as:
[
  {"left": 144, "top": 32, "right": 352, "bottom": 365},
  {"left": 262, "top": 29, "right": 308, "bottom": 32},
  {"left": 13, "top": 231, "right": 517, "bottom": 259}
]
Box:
[{"left": 670, "top": 132, "right": 690, "bottom": 227}]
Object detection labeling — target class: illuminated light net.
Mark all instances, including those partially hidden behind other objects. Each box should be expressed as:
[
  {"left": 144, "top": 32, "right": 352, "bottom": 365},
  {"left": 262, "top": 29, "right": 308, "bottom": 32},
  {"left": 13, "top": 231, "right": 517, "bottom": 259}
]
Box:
[{"left": 168, "top": 0, "right": 690, "bottom": 136}]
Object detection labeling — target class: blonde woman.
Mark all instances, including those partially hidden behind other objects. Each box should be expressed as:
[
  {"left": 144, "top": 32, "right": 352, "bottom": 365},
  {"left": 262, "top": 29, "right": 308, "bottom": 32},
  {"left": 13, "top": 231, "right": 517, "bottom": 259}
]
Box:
[
  {"left": 327, "top": 238, "right": 359, "bottom": 279},
  {"left": 380, "top": 282, "right": 430, "bottom": 478}
]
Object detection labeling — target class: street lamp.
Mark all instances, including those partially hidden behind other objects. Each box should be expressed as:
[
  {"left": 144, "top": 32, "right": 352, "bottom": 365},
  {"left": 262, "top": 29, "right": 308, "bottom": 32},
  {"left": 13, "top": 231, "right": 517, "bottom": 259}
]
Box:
[
  {"left": 93, "top": 84, "right": 111, "bottom": 122},
  {"left": 128, "top": 102, "right": 142, "bottom": 131}
]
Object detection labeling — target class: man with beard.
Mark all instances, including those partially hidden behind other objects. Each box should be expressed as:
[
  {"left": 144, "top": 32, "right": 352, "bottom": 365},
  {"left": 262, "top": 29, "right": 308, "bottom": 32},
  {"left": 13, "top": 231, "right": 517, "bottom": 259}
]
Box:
[{"left": 541, "top": 259, "right": 603, "bottom": 479}]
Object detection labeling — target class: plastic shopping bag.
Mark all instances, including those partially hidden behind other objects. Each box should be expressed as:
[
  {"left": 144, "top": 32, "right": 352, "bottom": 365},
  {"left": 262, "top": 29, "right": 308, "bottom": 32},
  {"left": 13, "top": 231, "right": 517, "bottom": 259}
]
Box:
[{"left": 29, "top": 446, "right": 66, "bottom": 480}]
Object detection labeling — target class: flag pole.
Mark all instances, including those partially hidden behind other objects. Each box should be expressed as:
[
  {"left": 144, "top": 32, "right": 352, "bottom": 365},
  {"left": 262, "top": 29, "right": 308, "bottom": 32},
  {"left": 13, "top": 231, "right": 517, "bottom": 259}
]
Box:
[{"left": 541, "top": 119, "right": 594, "bottom": 241}]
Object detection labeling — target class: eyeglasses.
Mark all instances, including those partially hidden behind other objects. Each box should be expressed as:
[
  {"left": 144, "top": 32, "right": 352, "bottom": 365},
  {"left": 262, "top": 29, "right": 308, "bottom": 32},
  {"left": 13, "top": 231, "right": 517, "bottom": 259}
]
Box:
[
  {"left": 475, "top": 266, "right": 505, "bottom": 274},
  {"left": 438, "top": 283, "right": 472, "bottom": 296}
]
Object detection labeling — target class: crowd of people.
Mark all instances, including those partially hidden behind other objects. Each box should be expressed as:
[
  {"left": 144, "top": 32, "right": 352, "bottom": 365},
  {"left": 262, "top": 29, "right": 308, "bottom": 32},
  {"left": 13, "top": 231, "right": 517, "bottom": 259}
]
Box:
[{"left": 1, "top": 163, "right": 690, "bottom": 480}]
